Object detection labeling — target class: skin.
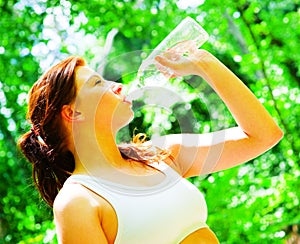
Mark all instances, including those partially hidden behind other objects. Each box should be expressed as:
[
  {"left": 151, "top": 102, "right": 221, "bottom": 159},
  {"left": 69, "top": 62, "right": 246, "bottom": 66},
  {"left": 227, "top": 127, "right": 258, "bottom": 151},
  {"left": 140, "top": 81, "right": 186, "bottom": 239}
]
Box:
[{"left": 53, "top": 47, "right": 283, "bottom": 243}]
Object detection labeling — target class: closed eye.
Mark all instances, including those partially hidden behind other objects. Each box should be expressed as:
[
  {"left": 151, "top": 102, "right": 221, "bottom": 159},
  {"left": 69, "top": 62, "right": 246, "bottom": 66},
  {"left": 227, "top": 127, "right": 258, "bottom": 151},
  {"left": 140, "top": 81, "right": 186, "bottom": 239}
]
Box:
[{"left": 95, "top": 79, "right": 102, "bottom": 85}]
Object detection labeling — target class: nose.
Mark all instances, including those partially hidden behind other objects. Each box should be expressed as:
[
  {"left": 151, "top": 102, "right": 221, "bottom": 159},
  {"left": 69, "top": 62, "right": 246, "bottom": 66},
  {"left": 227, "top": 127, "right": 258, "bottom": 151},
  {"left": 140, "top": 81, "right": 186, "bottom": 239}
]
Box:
[{"left": 111, "top": 83, "right": 123, "bottom": 95}]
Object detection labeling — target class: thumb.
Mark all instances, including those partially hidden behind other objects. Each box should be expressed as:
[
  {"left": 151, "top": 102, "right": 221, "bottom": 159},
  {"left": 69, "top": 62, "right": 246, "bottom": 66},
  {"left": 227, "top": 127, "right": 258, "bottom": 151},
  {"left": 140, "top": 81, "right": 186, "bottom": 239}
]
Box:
[
  {"left": 154, "top": 55, "right": 168, "bottom": 65},
  {"left": 154, "top": 57, "right": 177, "bottom": 78}
]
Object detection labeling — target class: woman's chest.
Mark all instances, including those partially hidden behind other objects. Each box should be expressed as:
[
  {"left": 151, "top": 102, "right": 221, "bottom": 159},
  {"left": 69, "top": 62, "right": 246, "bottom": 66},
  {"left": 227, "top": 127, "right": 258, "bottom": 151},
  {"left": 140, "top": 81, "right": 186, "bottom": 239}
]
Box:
[{"left": 97, "top": 180, "right": 208, "bottom": 243}]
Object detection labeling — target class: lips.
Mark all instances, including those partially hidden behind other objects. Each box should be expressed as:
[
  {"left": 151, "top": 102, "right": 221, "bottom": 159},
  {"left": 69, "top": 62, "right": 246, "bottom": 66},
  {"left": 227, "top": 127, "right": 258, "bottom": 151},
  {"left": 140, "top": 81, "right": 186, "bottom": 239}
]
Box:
[{"left": 122, "top": 96, "right": 132, "bottom": 105}]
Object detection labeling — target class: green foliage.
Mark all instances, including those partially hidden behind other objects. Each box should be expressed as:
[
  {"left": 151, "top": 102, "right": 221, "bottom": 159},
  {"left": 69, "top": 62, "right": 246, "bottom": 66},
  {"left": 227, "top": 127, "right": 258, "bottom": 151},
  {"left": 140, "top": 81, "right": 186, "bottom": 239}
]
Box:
[{"left": 0, "top": 0, "right": 299, "bottom": 243}]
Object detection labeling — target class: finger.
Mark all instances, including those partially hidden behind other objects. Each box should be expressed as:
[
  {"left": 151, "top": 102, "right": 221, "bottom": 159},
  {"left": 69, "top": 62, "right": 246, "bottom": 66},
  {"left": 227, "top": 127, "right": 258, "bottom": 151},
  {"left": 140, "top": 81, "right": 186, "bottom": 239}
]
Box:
[
  {"left": 166, "top": 52, "right": 181, "bottom": 61},
  {"left": 155, "top": 53, "right": 180, "bottom": 66},
  {"left": 154, "top": 55, "right": 171, "bottom": 66},
  {"left": 155, "top": 62, "right": 177, "bottom": 78}
]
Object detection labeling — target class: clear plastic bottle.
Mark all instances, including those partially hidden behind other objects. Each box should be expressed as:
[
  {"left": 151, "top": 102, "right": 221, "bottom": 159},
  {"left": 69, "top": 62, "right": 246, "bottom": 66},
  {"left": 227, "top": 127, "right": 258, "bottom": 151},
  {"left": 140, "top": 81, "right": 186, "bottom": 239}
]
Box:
[{"left": 137, "top": 16, "right": 209, "bottom": 87}]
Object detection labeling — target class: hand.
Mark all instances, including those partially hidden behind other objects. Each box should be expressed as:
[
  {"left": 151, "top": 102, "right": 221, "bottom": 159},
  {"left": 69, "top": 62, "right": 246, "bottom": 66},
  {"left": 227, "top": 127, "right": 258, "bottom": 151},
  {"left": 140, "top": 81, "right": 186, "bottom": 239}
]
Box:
[{"left": 154, "top": 41, "right": 214, "bottom": 78}]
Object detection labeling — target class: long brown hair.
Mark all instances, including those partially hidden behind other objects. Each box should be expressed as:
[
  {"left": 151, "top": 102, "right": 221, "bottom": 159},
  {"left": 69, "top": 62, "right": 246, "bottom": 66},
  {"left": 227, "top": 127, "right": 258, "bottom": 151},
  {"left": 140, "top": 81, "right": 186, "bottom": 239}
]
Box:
[
  {"left": 18, "top": 56, "right": 170, "bottom": 208},
  {"left": 18, "top": 56, "right": 85, "bottom": 207}
]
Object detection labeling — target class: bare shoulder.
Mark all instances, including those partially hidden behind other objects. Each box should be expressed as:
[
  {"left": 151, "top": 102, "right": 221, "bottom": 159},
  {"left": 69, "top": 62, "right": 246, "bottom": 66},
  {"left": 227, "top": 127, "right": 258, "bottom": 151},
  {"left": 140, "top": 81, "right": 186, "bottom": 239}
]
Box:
[
  {"left": 53, "top": 182, "right": 99, "bottom": 213},
  {"left": 53, "top": 182, "right": 111, "bottom": 243}
]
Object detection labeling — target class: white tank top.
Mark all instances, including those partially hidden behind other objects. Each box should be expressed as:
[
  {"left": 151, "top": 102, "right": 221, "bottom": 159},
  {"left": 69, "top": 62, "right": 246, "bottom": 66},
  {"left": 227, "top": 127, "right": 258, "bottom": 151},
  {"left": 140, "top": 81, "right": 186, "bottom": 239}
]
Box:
[{"left": 65, "top": 163, "right": 208, "bottom": 243}]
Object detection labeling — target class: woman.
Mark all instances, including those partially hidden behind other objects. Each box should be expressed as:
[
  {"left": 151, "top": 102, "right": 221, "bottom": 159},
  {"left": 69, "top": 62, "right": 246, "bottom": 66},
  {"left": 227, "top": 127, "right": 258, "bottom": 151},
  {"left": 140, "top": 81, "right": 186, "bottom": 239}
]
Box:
[{"left": 19, "top": 46, "right": 283, "bottom": 243}]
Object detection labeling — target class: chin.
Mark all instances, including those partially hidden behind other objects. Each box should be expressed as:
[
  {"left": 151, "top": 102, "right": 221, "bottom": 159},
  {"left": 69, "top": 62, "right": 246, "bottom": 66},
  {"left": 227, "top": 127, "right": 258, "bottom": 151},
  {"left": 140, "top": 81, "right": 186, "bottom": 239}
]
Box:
[{"left": 112, "top": 110, "right": 134, "bottom": 131}]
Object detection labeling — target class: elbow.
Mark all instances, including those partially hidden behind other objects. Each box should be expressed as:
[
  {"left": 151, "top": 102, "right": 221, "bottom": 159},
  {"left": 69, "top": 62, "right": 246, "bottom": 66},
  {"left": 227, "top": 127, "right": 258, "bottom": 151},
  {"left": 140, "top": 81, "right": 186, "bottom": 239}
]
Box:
[
  {"left": 265, "top": 125, "right": 284, "bottom": 148},
  {"left": 273, "top": 124, "right": 284, "bottom": 142},
  {"left": 275, "top": 126, "right": 284, "bottom": 143}
]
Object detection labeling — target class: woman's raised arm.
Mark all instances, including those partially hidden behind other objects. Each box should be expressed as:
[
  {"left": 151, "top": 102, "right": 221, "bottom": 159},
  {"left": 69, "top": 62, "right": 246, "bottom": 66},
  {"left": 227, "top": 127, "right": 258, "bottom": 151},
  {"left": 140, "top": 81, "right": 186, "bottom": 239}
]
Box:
[{"left": 153, "top": 48, "right": 283, "bottom": 177}]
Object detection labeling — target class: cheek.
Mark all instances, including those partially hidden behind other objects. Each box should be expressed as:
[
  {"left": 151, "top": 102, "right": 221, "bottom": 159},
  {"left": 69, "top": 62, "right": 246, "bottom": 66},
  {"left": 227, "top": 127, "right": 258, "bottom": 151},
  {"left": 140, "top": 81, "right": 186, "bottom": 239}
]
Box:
[
  {"left": 94, "top": 93, "right": 119, "bottom": 117},
  {"left": 76, "top": 92, "right": 111, "bottom": 121}
]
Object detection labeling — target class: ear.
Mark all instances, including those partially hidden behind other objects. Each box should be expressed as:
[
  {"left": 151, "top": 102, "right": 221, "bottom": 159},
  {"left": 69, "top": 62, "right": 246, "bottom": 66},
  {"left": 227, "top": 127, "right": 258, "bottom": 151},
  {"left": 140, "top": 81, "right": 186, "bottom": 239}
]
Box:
[{"left": 61, "top": 105, "right": 84, "bottom": 122}]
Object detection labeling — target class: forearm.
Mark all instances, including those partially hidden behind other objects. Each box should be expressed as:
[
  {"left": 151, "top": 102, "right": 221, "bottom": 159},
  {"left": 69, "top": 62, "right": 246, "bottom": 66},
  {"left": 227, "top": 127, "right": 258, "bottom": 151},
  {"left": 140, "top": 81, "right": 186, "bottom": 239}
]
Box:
[
  {"left": 194, "top": 51, "right": 283, "bottom": 142},
  {"left": 155, "top": 47, "right": 283, "bottom": 174},
  {"left": 155, "top": 48, "right": 283, "bottom": 143}
]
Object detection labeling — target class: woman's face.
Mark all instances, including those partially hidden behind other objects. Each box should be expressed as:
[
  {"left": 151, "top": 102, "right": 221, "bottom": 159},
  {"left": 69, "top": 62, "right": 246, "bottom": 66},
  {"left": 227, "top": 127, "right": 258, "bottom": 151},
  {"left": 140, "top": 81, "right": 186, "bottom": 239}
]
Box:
[{"left": 73, "top": 66, "right": 134, "bottom": 132}]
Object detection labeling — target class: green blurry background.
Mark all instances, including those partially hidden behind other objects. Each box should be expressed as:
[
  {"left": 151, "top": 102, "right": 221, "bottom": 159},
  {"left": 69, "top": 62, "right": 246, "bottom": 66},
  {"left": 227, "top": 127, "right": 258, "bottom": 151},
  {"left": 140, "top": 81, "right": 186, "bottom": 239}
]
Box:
[{"left": 0, "top": 0, "right": 299, "bottom": 243}]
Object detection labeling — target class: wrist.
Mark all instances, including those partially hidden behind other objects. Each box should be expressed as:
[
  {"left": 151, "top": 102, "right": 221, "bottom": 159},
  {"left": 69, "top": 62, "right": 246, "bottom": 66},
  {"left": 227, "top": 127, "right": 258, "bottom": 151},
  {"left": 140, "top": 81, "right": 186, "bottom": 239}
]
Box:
[{"left": 191, "top": 50, "right": 218, "bottom": 77}]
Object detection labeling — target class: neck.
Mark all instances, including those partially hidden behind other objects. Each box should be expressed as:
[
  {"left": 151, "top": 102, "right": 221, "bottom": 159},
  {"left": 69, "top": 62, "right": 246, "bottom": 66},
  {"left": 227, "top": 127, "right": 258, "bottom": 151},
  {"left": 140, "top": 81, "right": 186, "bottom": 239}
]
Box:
[
  {"left": 70, "top": 123, "right": 158, "bottom": 181},
  {"left": 71, "top": 125, "right": 125, "bottom": 176}
]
